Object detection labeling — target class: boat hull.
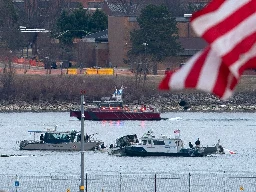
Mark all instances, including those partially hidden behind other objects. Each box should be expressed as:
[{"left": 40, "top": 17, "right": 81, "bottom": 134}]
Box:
[
  {"left": 70, "top": 110, "right": 162, "bottom": 121},
  {"left": 19, "top": 140, "right": 102, "bottom": 151},
  {"left": 124, "top": 146, "right": 217, "bottom": 157}
]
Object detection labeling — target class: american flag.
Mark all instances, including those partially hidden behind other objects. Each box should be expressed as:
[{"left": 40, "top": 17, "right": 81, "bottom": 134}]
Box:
[{"left": 159, "top": 0, "right": 256, "bottom": 99}]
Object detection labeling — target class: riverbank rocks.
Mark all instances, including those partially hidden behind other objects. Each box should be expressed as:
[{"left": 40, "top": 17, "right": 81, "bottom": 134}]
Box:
[
  {"left": 0, "top": 92, "right": 255, "bottom": 113},
  {"left": 0, "top": 101, "right": 78, "bottom": 112}
]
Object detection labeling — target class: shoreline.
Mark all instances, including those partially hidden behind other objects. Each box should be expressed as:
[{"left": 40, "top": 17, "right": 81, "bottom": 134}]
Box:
[{"left": 0, "top": 102, "right": 255, "bottom": 113}]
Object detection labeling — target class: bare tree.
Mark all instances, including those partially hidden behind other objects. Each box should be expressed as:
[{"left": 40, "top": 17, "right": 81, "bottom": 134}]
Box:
[
  {"left": 105, "top": 0, "right": 147, "bottom": 16},
  {"left": 105, "top": 0, "right": 198, "bottom": 16},
  {"left": 0, "top": 0, "right": 23, "bottom": 73},
  {"left": 16, "top": 0, "right": 72, "bottom": 57}
]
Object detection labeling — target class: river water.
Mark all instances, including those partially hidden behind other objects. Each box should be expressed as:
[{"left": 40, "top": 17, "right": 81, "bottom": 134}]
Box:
[{"left": 0, "top": 111, "right": 255, "bottom": 176}]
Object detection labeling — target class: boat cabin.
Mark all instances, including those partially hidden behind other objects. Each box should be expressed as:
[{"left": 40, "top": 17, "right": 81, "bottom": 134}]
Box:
[
  {"left": 140, "top": 136, "right": 183, "bottom": 148},
  {"left": 137, "top": 131, "right": 184, "bottom": 153},
  {"left": 28, "top": 130, "right": 80, "bottom": 144},
  {"left": 43, "top": 132, "right": 71, "bottom": 144},
  {"left": 99, "top": 101, "right": 123, "bottom": 108}
]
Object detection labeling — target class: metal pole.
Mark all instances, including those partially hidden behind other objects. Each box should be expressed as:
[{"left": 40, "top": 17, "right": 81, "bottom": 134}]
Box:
[
  {"left": 188, "top": 173, "right": 191, "bottom": 192},
  {"left": 96, "top": 43, "right": 98, "bottom": 67},
  {"left": 86, "top": 173, "right": 88, "bottom": 192},
  {"left": 80, "top": 92, "right": 85, "bottom": 192},
  {"left": 119, "top": 172, "right": 122, "bottom": 192},
  {"left": 154, "top": 173, "right": 157, "bottom": 192}
]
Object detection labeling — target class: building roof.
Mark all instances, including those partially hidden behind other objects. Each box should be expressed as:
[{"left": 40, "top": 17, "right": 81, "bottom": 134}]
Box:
[
  {"left": 178, "top": 37, "right": 207, "bottom": 50},
  {"left": 176, "top": 17, "right": 190, "bottom": 22},
  {"left": 178, "top": 37, "right": 208, "bottom": 56},
  {"left": 83, "top": 29, "right": 108, "bottom": 42}
]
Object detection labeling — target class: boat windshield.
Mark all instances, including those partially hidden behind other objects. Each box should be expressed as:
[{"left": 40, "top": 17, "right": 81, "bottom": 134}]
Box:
[
  {"left": 153, "top": 140, "right": 165, "bottom": 145},
  {"left": 44, "top": 132, "right": 70, "bottom": 144}
]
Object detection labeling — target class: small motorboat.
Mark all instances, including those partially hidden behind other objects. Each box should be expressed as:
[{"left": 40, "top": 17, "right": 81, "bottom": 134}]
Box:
[
  {"left": 109, "top": 130, "right": 223, "bottom": 157},
  {"left": 19, "top": 126, "right": 102, "bottom": 151}
]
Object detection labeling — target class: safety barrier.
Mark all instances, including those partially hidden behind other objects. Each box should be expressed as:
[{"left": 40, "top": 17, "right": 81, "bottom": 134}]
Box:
[
  {"left": 85, "top": 68, "right": 98, "bottom": 75},
  {"left": 0, "top": 172, "right": 255, "bottom": 192},
  {"left": 98, "top": 68, "right": 114, "bottom": 75},
  {"left": 12, "top": 58, "right": 44, "bottom": 67},
  {"left": 67, "top": 68, "right": 78, "bottom": 75},
  {"left": 85, "top": 68, "right": 114, "bottom": 75}
]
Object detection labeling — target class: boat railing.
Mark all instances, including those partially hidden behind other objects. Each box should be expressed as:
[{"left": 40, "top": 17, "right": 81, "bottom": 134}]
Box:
[
  {"left": 88, "top": 139, "right": 102, "bottom": 143},
  {"left": 130, "top": 105, "right": 159, "bottom": 113},
  {"left": 24, "top": 139, "right": 41, "bottom": 144}
]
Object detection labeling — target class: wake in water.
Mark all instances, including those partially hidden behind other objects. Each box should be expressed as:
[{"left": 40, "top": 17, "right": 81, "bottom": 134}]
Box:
[{"left": 169, "top": 117, "right": 182, "bottom": 121}]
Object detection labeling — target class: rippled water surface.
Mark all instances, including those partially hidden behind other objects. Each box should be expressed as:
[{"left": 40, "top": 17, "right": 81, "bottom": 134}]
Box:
[{"left": 0, "top": 112, "right": 255, "bottom": 175}]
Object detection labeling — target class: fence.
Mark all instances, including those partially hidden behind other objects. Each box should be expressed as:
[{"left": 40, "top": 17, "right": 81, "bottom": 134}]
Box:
[{"left": 1, "top": 172, "right": 256, "bottom": 192}]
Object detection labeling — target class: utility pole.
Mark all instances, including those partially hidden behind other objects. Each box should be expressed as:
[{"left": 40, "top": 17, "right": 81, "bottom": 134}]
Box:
[
  {"left": 80, "top": 91, "right": 85, "bottom": 192},
  {"left": 142, "top": 42, "right": 148, "bottom": 83}
]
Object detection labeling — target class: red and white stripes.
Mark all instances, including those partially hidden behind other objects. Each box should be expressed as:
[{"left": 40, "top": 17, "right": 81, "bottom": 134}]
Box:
[
  {"left": 159, "top": 0, "right": 256, "bottom": 99},
  {"left": 159, "top": 47, "right": 236, "bottom": 99}
]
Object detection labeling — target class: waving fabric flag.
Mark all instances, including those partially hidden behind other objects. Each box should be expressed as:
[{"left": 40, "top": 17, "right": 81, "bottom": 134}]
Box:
[
  {"left": 159, "top": 0, "right": 256, "bottom": 99},
  {"left": 191, "top": 0, "right": 256, "bottom": 77},
  {"left": 159, "top": 47, "right": 238, "bottom": 99},
  {"left": 174, "top": 129, "right": 180, "bottom": 134}
]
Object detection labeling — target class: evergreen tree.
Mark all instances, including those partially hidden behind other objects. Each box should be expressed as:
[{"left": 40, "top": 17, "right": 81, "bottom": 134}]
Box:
[
  {"left": 130, "top": 4, "right": 182, "bottom": 74},
  {"left": 55, "top": 8, "right": 108, "bottom": 44},
  {"left": 55, "top": 8, "right": 89, "bottom": 44},
  {"left": 89, "top": 9, "right": 108, "bottom": 33}
]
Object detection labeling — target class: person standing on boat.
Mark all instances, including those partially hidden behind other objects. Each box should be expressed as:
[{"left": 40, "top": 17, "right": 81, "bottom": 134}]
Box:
[
  {"left": 85, "top": 134, "right": 90, "bottom": 142},
  {"left": 40, "top": 134, "right": 44, "bottom": 143},
  {"left": 70, "top": 130, "right": 76, "bottom": 142},
  {"left": 77, "top": 134, "right": 81, "bottom": 142},
  {"left": 189, "top": 142, "right": 193, "bottom": 148},
  {"left": 101, "top": 142, "right": 106, "bottom": 149},
  {"left": 195, "top": 138, "right": 200, "bottom": 147}
]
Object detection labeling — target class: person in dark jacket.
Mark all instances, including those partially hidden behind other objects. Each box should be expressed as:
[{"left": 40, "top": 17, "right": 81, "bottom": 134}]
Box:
[
  {"left": 189, "top": 142, "right": 193, "bottom": 148},
  {"left": 85, "top": 134, "right": 90, "bottom": 142},
  {"left": 40, "top": 134, "right": 44, "bottom": 143},
  {"left": 195, "top": 138, "right": 200, "bottom": 147}
]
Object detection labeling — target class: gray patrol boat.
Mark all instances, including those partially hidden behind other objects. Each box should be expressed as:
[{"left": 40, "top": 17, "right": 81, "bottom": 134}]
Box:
[{"left": 19, "top": 127, "right": 102, "bottom": 151}]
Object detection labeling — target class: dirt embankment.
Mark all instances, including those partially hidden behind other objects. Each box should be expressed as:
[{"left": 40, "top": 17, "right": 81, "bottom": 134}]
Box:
[{"left": 0, "top": 74, "right": 255, "bottom": 112}]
